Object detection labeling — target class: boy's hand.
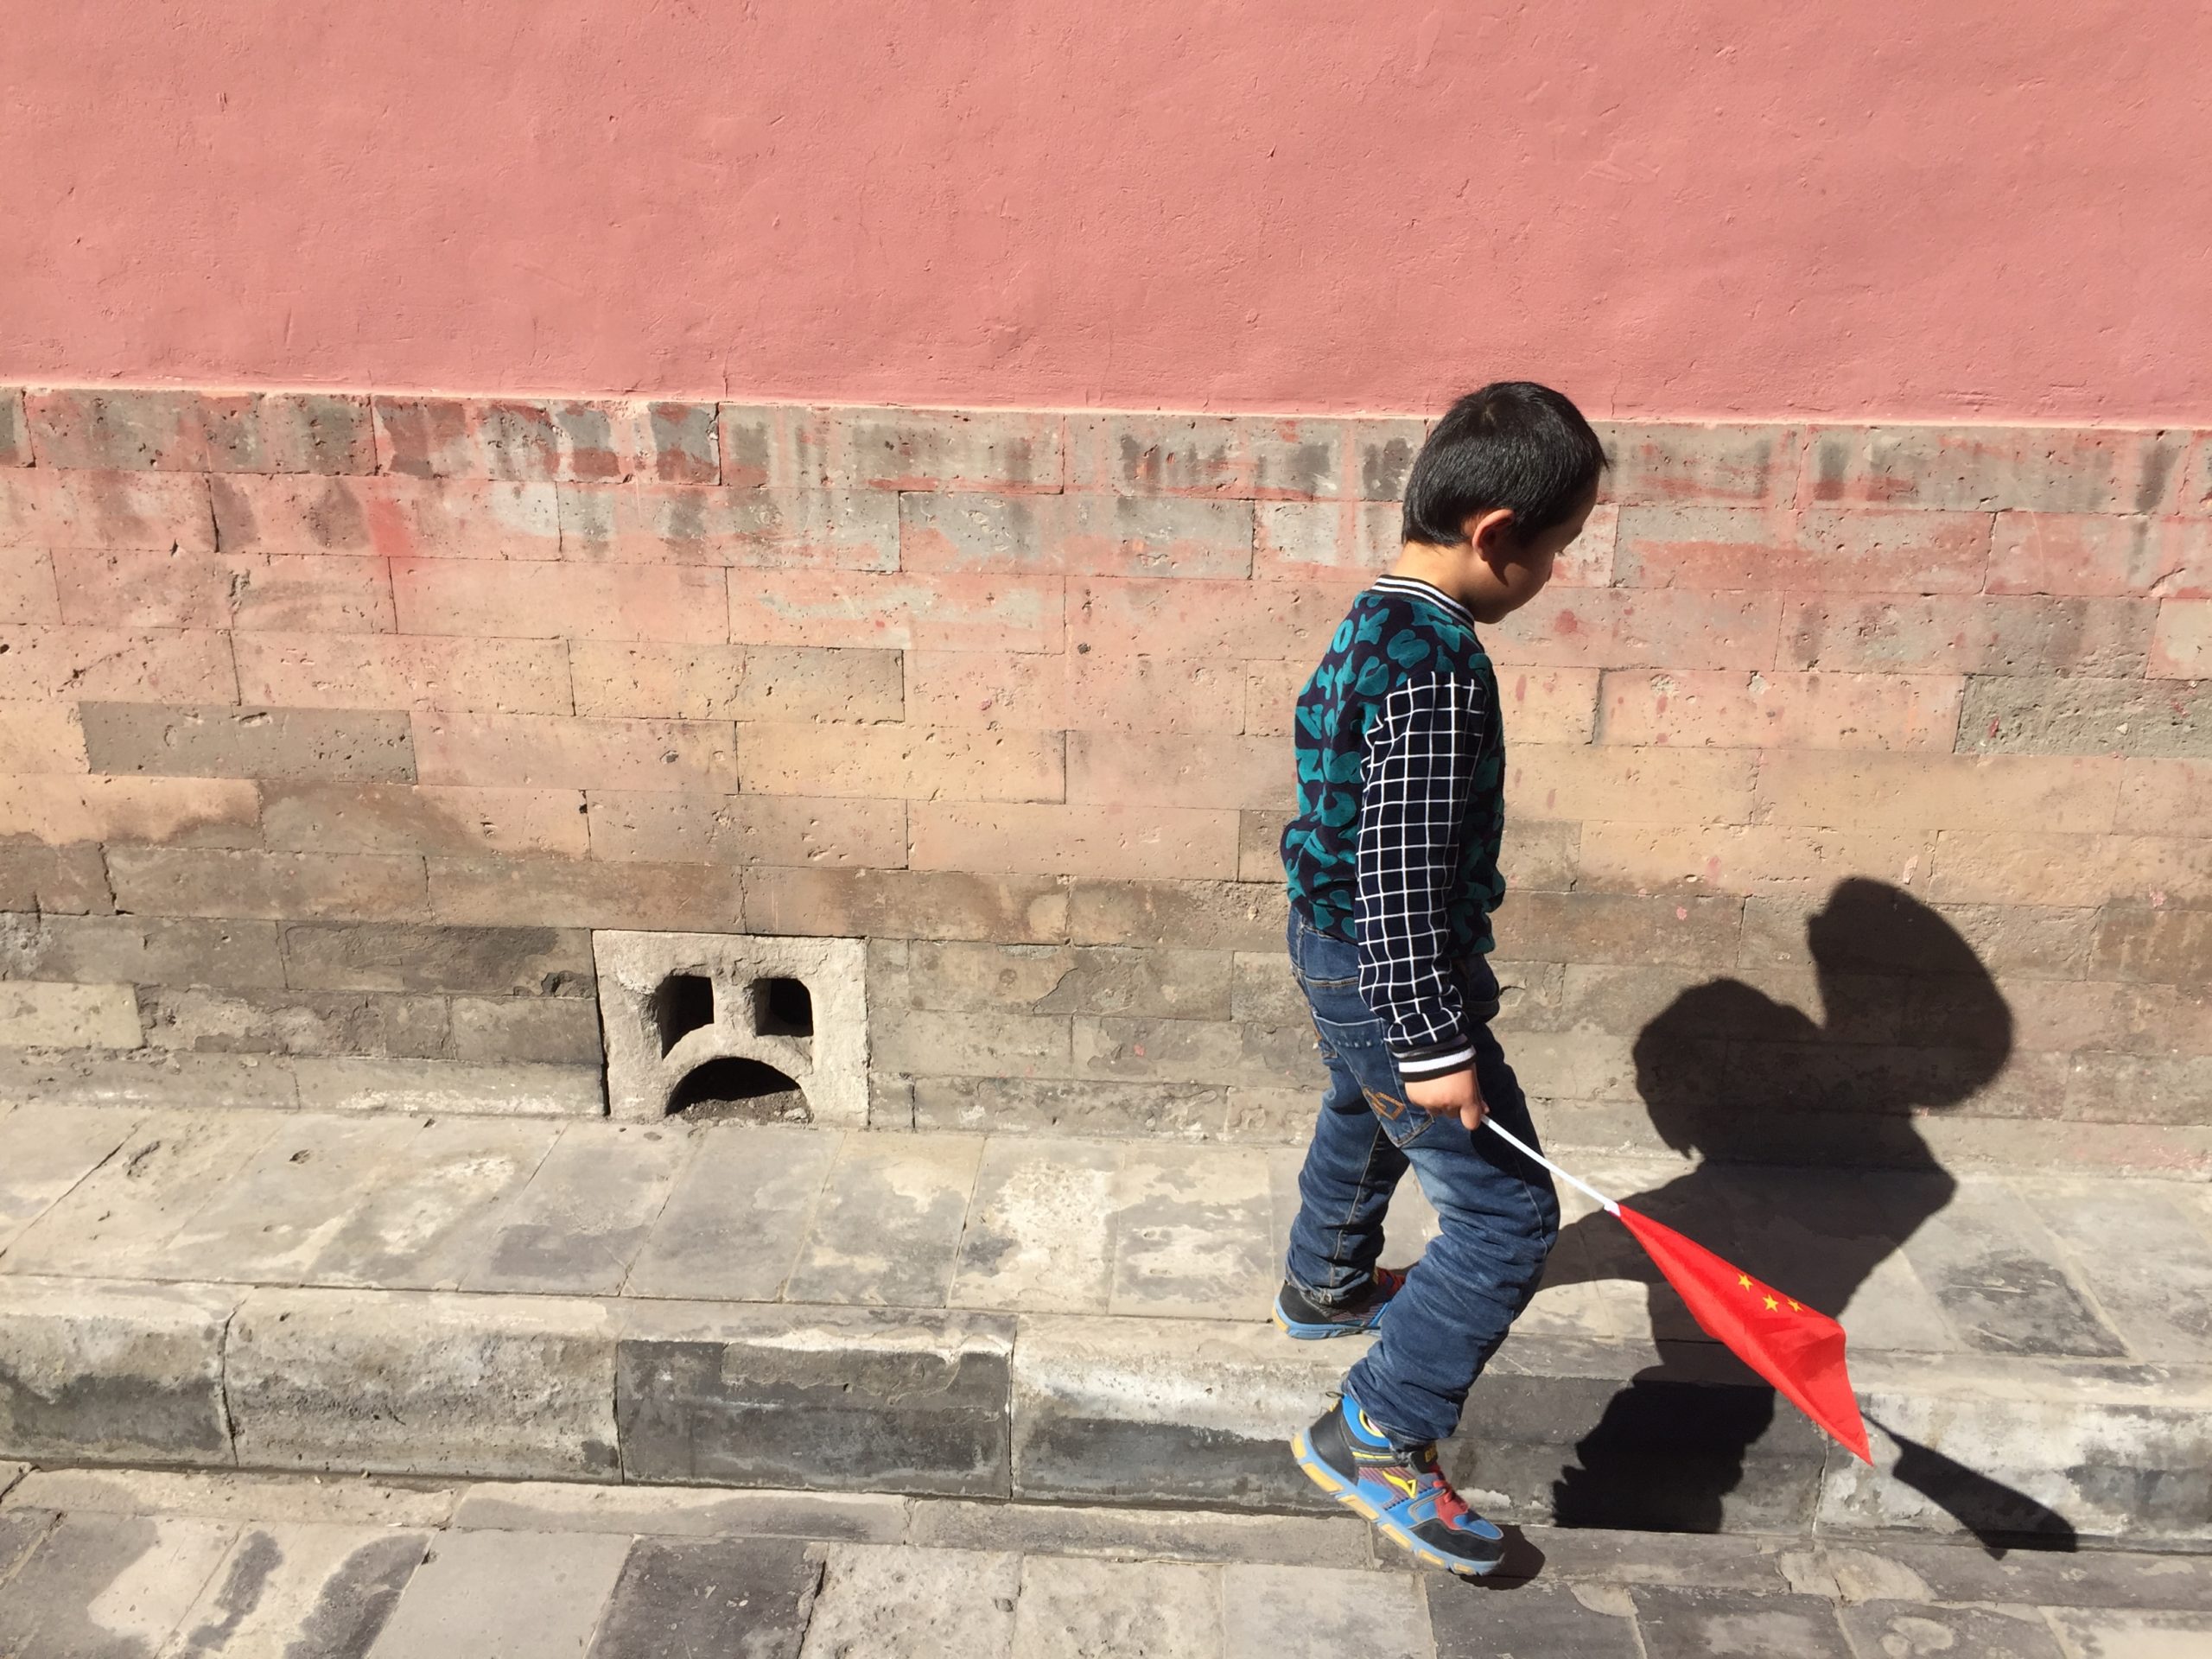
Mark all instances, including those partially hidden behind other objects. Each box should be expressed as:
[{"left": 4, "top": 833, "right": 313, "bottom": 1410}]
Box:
[{"left": 1405, "top": 1066, "right": 1486, "bottom": 1132}]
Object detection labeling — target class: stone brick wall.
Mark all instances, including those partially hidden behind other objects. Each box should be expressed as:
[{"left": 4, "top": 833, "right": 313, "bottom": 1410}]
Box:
[{"left": 0, "top": 386, "right": 2206, "bottom": 1170}]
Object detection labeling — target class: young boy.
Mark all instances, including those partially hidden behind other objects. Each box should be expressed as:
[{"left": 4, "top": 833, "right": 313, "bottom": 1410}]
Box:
[{"left": 1274, "top": 381, "right": 1605, "bottom": 1577}]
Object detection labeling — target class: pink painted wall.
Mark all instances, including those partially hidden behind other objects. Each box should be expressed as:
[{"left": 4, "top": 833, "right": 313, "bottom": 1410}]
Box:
[{"left": 6, "top": 2, "right": 2209, "bottom": 420}]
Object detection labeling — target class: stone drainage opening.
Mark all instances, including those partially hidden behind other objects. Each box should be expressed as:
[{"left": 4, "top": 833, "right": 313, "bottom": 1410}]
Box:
[
  {"left": 593, "top": 931, "right": 867, "bottom": 1127},
  {"left": 650, "top": 972, "right": 715, "bottom": 1056},
  {"left": 669, "top": 1056, "right": 811, "bottom": 1124}
]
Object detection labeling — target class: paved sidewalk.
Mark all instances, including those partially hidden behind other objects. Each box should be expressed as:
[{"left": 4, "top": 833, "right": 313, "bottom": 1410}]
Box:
[{"left": 3, "top": 1463, "right": 2209, "bottom": 1658}]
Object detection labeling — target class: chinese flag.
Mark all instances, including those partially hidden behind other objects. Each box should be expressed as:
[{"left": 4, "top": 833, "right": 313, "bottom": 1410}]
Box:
[{"left": 1617, "top": 1204, "right": 1873, "bottom": 1464}]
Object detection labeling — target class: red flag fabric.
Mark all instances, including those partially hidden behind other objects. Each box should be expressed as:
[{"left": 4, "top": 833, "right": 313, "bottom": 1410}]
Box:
[{"left": 1615, "top": 1204, "right": 1873, "bottom": 1464}]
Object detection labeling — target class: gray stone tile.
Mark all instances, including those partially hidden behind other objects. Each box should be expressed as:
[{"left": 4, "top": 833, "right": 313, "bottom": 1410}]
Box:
[
  {"left": 450, "top": 1482, "right": 908, "bottom": 1543},
  {"left": 2013, "top": 1178, "right": 2212, "bottom": 1363},
  {"left": 909, "top": 1500, "right": 1367, "bottom": 1567},
  {"left": 1427, "top": 1579, "right": 1643, "bottom": 1659},
  {"left": 461, "top": 1122, "right": 693, "bottom": 1294},
  {"left": 786, "top": 1134, "right": 983, "bottom": 1307},
  {"left": 618, "top": 1303, "right": 1013, "bottom": 1497},
  {"left": 0, "top": 1505, "right": 54, "bottom": 1577},
  {"left": 1109, "top": 1145, "right": 1275, "bottom": 1319},
  {"left": 2, "top": 1109, "right": 285, "bottom": 1278},
  {"left": 299, "top": 1116, "right": 560, "bottom": 1288},
  {"left": 364, "top": 1529, "right": 631, "bottom": 1659},
  {"left": 1511, "top": 1525, "right": 1794, "bottom": 1591},
  {"left": 156, "top": 1522, "right": 426, "bottom": 1659},
  {"left": 1222, "top": 1562, "right": 1427, "bottom": 1658},
  {"left": 798, "top": 1543, "right": 1019, "bottom": 1659},
  {"left": 0, "top": 1460, "right": 24, "bottom": 1501},
  {"left": 1837, "top": 1599, "right": 2068, "bottom": 1659},
  {"left": 1630, "top": 1585, "right": 1856, "bottom": 1659},
  {"left": 949, "top": 1138, "right": 1117, "bottom": 1314},
  {"left": 623, "top": 1125, "right": 837, "bottom": 1300},
  {"left": 0, "top": 1103, "right": 139, "bottom": 1253},
  {"left": 7, "top": 1469, "right": 454, "bottom": 1529},
  {"left": 1894, "top": 1180, "right": 2128, "bottom": 1359},
  {"left": 1849, "top": 1541, "right": 2212, "bottom": 1612},
  {"left": 587, "top": 1536, "right": 820, "bottom": 1659},
  {"left": 0, "top": 1512, "right": 237, "bottom": 1659},
  {"left": 1012, "top": 1554, "right": 1222, "bottom": 1658},
  {"left": 2043, "top": 1606, "right": 2212, "bottom": 1658}
]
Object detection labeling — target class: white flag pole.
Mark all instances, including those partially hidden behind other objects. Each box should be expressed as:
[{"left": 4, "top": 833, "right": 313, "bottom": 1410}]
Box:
[{"left": 1481, "top": 1117, "right": 1620, "bottom": 1216}]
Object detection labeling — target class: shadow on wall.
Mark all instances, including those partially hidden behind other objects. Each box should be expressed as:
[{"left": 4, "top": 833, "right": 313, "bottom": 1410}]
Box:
[{"left": 1543, "top": 878, "right": 2078, "bottom": 1554}]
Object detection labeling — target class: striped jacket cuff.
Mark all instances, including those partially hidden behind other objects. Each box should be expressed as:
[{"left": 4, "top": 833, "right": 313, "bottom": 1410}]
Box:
[{"left": 1390, "top": 1036, "right": 1475, "bottom": 1082}]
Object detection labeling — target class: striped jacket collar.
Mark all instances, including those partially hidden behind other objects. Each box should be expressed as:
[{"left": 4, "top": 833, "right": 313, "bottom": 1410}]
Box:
[{"left": 1370, "top": 575, "right": 1477, "bottom": 629}]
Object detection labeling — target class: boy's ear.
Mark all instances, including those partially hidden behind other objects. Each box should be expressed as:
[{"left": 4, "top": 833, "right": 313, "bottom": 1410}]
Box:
[{"left": 1463, "top": 506, "right": 1519, "bottom": 559}]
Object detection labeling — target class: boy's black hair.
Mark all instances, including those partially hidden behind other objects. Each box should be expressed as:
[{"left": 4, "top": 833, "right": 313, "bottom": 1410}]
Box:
[{"left": 1402, "top": 381, "right": 1607, "bottom": 547}]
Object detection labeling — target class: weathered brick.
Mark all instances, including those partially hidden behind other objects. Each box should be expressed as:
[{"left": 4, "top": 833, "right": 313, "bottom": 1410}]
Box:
[
  {"left": 0, "top": 388, "right": 27, "bottom": 466},
  {"left": 0, "top": 777, "right": 259, "bottom": 848},
  {"left": 2116, "top": 758, "right": 2212, "bottom": 833},
  {"left": 1490, "top": 589, "right": 1782, "bottom": 671},
  {"left": 1230, "top": 951, "right": 1309, "bottom": 1027},
  {"left": 1804, "top": 425, "right": 2185, "bottom": 513},
  {"left": 0, "top": 469, "right": 214, "bottom": 551},
  {"left": 2112, "top": 983, "right": 2212, "bottom": 1053},
  {"left": 1782, "top": 594, "right": 2156, "bottom": 676},
  {"left": 108, "top": 849, "right": 428, "bottom": 920},
  {"left": 1241, "top": 661, "right": 1310, "bottom": 739},
  {"left": 901, "top": 942, "right": 1235, "bottom": 1020},
  {"left": 729, "top": 570, "right": 1063, "bottom": 652},
  {"left": 740, "top": 722, "right": 1062, "bottom": 802},
  {"left": 2057, "top": 1051, "right": 2212, "bottom": 1126},
  {"left": 1575, "top": 823, "right": 1936, "bottom": 899},
  {"left": 373, "top": 397, "right": 717, "bottom": 483},
  {"left": 2152, "top": 601, "right": 2211, "bottom": 678},
  {"left": 413, "top": 710, "right": 734, "bottom": 793},
  {"left": 26, "top": 389, "right": 374, "bottom": 474},
  {"left": 583, "top": 790, "right": 906, "bottom": 868},
  {"left": 0, "top": 913, "right": 284, "bottom": 988},
  {"left": 1068, "top": 879, "right": 1287, "bottom": 950},
  {"left": 429, "top": 854, "right": 744, "bottom": 931},
  {"left": 280, "top": 920, "right": 593, "bottom": 995},
  {"left": 1068, "top": 731, "right": 1287, "bottom": 810},
  {"left": 569, "top": 640, "right": 899, "bottom": 721},
  {"left": 1751, "top": 751, "right": 2125, "bottom": 832},
  {"left": 2092, "top": 905, "right": 2212, "bottom": 985},
  {"left": 52, "top": 547, "right": 395, "bottom": 633},
  {"left": 0, "top": 546, "right": 60, "bottom": 623},
  {"left": 393, "top": 557, "right": 728, "bottom": 643},
  {"left": 745, "top": 867, "right": 1069, "bottom": 943},
  {"left": 1613, "top": 505, "right": 1991, "bottom": 593},
  {"left": 905, "top": 650, "right": 1070, "bottom": 731},
  {"left": 0, "top": 980, "right": 143, "bottom": 1047},
  {"left": 874, "top": 1007, "right": 1073, "bottom": 1077},
  {"left": 713, "top": 404, "right": 819, "bottom": 491},
  {"left": 1069, "top": 576, "right": 1353, "bottom": 659},
  {"left": 1237, "top": 810, "right": 1285, "bottom": 884},
  {"left": 904, "top": 493, "right": 1251, "bottom": 578},
  {"left": 917, "top": 1075, "right": 1228, "bottom": 1137},
  {"left": 211, "top": 474, "right": 559, "bottom": 560},
  {"left": 137, "top": 984, "right": 449, "bottom": 1058},
  {"left": 1900, "top": 976, "right": 2121, "bottom": 1052},
  {"left": 1592, "top": 422, "right": 1803, "bottom": 505},
  {"left": 234, "top": 632, "right": 572, "bottom": 715},
  {"left": 1066, "top": 412, "right": 1424, "bottom": 500},
  {"left": 811, "top": 406, "right": 1065, "bottom": 493},
  {"left": 911, "top": 802, "right": 1240, "bottom": 880},
  {"left": 1509, "top": 745, "right": 1756, "bottom": 824},
  {"left": 558, "top": 485, "right": 897, "bottom": 568},
  {"left": 80, "top": 703, "right": 416, "bottom": 783},
  {"left": 261, "top": 782, "right": 589, "bottom": 857},
  {"left": 1491, "top": 891, "right": 1743, "bottom": 968},
  {"left": 438, "top": 994, "right": 602, "bottom": 1064},
  {"left": 1074, "top": 1014, "right": 1319, "bottom": 1088},
  {"left": 0, "top": 844, "right": 114, "bottom": 915},
  {"left": 2178, "top": 430, "right": 2212, "bottom": 515},
  {"left": 1989, "top": 513, "right": 2212, "bottom": 598},
  {"left": 1930, "top": 832, "right": 2212, "bottom": 908},
  {"left": 0, "top": 702, "right": 88, "bottom": 773},
  {"left": 1961, "top": 675, "right": 2210, "bottom": 757},
  {"left": 1739, "top": 895, "right": 2097, "bottom": 980},
  {"left": 1553, "top": 503, "right": 1621, "bottom": 588},
  {"left": 1251, "top": 501, "right": 1400, "bottom": 578},
  {"left": 1500, "top": 817, "right": 1581, "bottom": 891},
  {"left": 1598, "top": 669, "right": 1964, "bottom": 750}
]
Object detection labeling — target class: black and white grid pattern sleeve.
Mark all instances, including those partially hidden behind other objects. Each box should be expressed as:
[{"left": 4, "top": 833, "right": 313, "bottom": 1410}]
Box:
[{"left": 1354, "top": 672, "right": 1485, "bottom": 1080}]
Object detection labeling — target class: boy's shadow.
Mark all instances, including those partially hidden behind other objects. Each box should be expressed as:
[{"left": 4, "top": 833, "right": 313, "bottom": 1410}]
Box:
[{"left": 1540, "top": 878, "right": 2077, "bottom": 1552}]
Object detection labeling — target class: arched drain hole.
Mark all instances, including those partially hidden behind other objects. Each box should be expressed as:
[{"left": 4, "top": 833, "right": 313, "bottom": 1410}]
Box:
[
  {"left": 667, "top": 1056, "right": 811, "bottom": 1124},
  {"left": 649, "top": 972, "right": 714, "bottom": 1057},
  {"left": 753, "top": 976, "right": 814, "bottom": 1039}
]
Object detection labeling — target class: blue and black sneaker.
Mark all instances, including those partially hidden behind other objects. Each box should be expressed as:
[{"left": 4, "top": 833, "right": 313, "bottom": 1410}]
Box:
[
  {"left": 1272, "top": 1267, "right": 1408, "bottom": 1339},
  {"left": 1291, "top": 1392, "right": 1508, "bottom": 1578}
]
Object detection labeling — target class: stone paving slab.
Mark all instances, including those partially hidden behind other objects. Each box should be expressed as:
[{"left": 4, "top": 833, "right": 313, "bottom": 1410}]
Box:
[{"left": 3, "top": 1468, "right": 2212, "bottom": 1659}]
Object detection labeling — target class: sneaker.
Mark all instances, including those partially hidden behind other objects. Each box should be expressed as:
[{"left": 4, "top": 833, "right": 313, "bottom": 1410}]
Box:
[
  {"left": 1272, "top": 1267, "right": 1408, "bottom": 1339},
  {"left": 1290, "top": 1393, "right": 1508, "bottom": 1578}
]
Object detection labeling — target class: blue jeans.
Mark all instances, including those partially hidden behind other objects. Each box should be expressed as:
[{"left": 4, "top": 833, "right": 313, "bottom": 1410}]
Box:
[{"left": 1284, "top": 909, "right": 1560, "bottom": 1448}]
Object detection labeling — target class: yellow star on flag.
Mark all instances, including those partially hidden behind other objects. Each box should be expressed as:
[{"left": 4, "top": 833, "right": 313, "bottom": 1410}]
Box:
[
  {"left": 1764, "top": 1294, "right": 1781, "bottom": 1311},
  {"left": 1737, "top": 1274, "right": 1752, "bottom": 1290},
  {"left": 1789, "top": 1300, "right": 1802, "bottom": 1312}
]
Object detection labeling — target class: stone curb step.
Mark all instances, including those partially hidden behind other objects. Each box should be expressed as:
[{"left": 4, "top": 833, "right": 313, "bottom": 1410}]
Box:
[{"left": 4, "top": 1279, "right": 2207, "bottom": 1548}]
